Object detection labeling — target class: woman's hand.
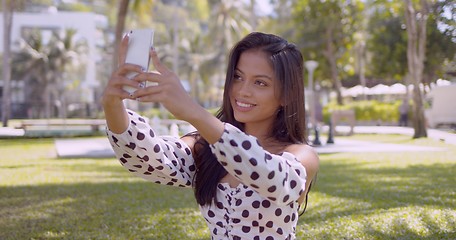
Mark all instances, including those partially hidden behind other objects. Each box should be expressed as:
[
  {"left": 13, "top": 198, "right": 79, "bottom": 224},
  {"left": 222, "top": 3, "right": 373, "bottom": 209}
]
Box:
[
  {"left": 130, "top": 49, "right": 225, "bottom": 143},
  {"left": 101, "top": 35, "right": 143, "bottom": 107},
  {"left": 101, "top": 34, "right": 144, "bottom": 133},
  {"left": 130, "top": 49, "right": 202, "bottom": 122}
]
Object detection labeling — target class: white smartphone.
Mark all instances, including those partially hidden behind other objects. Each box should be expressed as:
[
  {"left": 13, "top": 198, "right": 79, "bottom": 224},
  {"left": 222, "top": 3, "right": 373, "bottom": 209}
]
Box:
[{"left": 123, "top": 29, "right": 154, "bottom": 94}]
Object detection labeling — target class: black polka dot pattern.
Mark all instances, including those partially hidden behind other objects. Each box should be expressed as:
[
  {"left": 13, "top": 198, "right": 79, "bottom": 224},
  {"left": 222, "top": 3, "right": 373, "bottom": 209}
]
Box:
[
  {"left": 107, "top": 111, "right": 306, "bottom": 239},
  {"left": 107, "top": 110, "right": 196, "bottom": 187},
  {"left": 204, "top": 123, "right": 307, "bottom": 239},
  {"left": 201, "top": 182, "right": 299, "bottom": 239},
  {"left": 209, "top": 123, "right": 307, "bottom": 206}
]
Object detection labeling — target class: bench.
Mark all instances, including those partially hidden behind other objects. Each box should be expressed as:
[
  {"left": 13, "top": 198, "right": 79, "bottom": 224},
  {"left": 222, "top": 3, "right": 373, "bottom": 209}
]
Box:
[
  {"left": 18, "top": 119, "right": 107, "bottom": 136},
  {"left": 330, "top": 110, "right": 355, "bottom": 136},
  {"left": 18, "top": 117, "right": 195, "bottom": 137}
]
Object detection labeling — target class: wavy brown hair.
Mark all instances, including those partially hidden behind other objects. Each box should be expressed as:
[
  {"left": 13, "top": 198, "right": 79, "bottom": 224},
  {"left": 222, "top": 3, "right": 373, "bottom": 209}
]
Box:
[{"left": 190, "top": 32, "right": 308, "bottom": 206}]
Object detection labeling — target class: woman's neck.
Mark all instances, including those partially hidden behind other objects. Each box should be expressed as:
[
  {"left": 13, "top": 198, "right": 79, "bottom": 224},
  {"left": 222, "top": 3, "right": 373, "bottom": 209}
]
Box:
[{"left": 244, "top": 123, "right": 288, "bottom": 154}]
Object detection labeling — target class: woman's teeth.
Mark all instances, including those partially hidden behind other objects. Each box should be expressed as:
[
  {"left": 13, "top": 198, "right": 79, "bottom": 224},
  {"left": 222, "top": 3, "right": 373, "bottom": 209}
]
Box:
[{"left": 237, "top": 101, "right": 255, "bottom": 107}]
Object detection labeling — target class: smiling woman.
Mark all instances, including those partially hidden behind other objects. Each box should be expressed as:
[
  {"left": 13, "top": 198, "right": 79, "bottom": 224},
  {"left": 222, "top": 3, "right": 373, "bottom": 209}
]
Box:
[
  {"left": 101, "top": 32, "right": 319, "bottom": 239},
  {"left": 229, "top": 49, "right": 281, "bottom": 128}
]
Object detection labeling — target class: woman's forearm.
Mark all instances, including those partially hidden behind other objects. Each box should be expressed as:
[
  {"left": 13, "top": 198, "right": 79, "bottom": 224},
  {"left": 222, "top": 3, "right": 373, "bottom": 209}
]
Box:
[
  {"left": 180, "top": 102, "right": 225, "bottom": 144},
  {"left": 102, "top": 98, "right": 130, "bottom": 134}
]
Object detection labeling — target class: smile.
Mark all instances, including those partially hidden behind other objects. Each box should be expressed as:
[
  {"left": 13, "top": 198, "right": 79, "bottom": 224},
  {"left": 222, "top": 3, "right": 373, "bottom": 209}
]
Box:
[{"left": 236, "top": 100, "right": 256, "bottom": 108}]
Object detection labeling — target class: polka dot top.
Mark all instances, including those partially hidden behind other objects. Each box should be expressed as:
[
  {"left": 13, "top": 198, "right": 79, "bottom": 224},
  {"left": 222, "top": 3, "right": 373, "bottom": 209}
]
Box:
[{"left": 107, "top": 110, "right": 308, "bottom": 239}]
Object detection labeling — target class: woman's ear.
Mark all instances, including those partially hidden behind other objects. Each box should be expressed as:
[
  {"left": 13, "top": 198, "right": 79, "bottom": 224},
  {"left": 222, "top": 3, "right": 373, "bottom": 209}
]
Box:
[
  {"left": 280, "top": 97, "right": 286, "bottom": 107},
  {"left": 277, "top": 105, "right": 284, "bottom": 114}
]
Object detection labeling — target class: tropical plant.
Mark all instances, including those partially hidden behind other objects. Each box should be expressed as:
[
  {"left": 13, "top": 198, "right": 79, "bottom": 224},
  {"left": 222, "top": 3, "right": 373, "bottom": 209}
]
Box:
[
  {"left": 197, "top": 0, "right": 252, "bottom": 106},
  {"left": 112, "top": 0, "right": 155, "bottom": 71},
  {"left": 292, "top": 0, "right": 363, "bottom": 105},
  {"left": 12, "top": 28, "right": 87, "bottom": 118},
  {"left": 367, "top": 0, "right": 455, "bottom": 86}
]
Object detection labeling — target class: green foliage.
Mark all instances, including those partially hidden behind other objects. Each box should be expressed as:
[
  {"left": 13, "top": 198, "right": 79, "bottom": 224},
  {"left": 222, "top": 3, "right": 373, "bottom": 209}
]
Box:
[
  {"left": 367, "top": 1, "right": 456, "bottom": 83},
  {"left": 188, "top": 0, "right": 210, "bottom": 21},
  {"left": 367, "top": 13, "right": 408, "bottom": 81},
  {"left": 291, "top": 0, "right": 363, "bottom": 84},
  {"left": 323, "top": 100, "right": 405, "bottom": 123},
  {"left": 423, "top": 6, "right": 456, "bottom": 82}
]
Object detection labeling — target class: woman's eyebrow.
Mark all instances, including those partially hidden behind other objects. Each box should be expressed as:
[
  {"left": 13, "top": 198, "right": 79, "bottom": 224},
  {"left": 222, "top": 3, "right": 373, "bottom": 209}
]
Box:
[{"left": 235, "top": 68, "right": 273, "bottom": 80}]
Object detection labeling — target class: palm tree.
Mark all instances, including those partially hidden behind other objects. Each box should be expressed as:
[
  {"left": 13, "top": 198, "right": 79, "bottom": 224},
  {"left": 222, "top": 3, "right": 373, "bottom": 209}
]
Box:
[
  {"left": 203, "top": 0, "right": 252, "bottom": 106},
  {"left": 12, "top": 28, "right": 87, "bottom": 118},
  {"left": 180, "top": 34, "right": 218, "bottom": 103},
  {"left": 112, "top": 0, "right": 155, "bottom": 71}
]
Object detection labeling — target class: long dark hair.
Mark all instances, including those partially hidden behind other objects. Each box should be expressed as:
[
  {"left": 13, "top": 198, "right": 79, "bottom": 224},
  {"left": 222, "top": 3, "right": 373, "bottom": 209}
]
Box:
[{"left": 191, "top": 32, "right": 308, "bottom": 206}]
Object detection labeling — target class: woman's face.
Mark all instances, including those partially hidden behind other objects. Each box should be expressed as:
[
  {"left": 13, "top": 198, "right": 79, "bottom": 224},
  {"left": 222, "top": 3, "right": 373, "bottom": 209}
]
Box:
[{"left": 230, "top": 49, "right": 282, "bottom": 129}]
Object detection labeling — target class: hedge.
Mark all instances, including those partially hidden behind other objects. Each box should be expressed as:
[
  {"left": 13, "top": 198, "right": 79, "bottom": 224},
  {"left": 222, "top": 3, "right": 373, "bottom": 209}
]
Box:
[{"left": 322, "top": 100, "right": 410, "bottom": 124}]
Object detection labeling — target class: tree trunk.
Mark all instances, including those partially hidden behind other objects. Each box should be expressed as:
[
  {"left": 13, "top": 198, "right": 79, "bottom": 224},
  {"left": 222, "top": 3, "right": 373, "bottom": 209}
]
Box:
[
  {"left": 358, "top": 41, "right": 367, "bottom": 101},
  {"left": 2, "top": 0, "right": 14, "bottom": 127},
  {"left": 112, "top": 0, "right": 130, "bottom": 71},
  {"left": 324, "top": 27, "right": 343, "bottom": 105},
  {"left": 44, "top": 86, "right": 52, "bottom": 119},
  {"left": 404, "top": 0, "right": 428, "bottom": 138}
]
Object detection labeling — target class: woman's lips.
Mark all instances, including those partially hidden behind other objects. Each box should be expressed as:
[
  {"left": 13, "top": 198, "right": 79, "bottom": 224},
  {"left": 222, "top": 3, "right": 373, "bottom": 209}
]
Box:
[
  {"left": 234, "top": 100, "right": 256, "bottom": 111},
  {"left": 236, "top": 100, "right": 255, "bottom": 107}
]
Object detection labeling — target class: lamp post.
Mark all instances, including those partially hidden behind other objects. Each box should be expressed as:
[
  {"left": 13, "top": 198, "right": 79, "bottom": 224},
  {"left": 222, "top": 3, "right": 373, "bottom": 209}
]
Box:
[{"left": 304, "top": 60, "right": 321, "bottom": 146}]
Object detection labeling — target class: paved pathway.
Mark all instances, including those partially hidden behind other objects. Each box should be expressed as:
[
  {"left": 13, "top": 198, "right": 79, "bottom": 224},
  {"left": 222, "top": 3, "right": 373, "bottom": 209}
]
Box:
[
  {"left": 52, "top": 134, "right": 446, "bottom": 158},
  {"left": 1, "top": 125, "right": 454, "bottom": 158},
  {"left": 52, "top": 126, "right": 450, "bottom": 158},
  {"left": 313, "top": 136, "right": 444, "bottom": 154},
  {"left": 54, "top": 137, "right": 114, "bottom": 158}
]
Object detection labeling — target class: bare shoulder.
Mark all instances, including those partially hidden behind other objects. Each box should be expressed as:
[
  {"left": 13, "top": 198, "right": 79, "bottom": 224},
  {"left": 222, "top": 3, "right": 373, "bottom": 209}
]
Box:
[
  {"left": 180, "top": 134, "right": 198, "bottom": 152},
  {"left": 285, "top": 143, "right": 319, "bottom": 177}
]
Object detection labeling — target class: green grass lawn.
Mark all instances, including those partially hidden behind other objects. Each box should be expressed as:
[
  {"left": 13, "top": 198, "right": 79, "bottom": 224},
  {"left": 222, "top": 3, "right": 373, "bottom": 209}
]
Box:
[{"left": 0, "top": 135, "right": 455, "bottom": 239}]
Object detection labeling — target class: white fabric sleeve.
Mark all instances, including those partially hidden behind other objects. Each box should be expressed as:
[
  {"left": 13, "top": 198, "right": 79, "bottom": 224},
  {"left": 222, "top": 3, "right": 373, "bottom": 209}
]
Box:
[
  {"left": 106, "top": 110, "right": 196, "bottom": 187},
  {"left": 209, "top": 123, "right": 307, "bottom": 206}
]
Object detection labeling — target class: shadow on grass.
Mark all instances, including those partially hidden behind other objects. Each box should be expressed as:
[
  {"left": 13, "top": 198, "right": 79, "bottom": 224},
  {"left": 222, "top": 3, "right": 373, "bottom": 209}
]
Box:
[
  {"left": 0, "top": 181, "right": 207, "bottom": 240},
  {"left": 322, "top": 160, "right": 453, "bottom": 203},
  {"left": 298, "top": 154, "right": 456, "bottom": 239},
  {"left": 364, "top": 220, "right": 456, "bottom": 240}
]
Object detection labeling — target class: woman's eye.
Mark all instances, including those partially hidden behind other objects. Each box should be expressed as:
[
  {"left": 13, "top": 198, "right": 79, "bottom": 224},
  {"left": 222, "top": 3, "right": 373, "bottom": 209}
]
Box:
[
  {"left": 255, "top": 80, "right": 267, "bottom": 86},
  {"left": 234, "top": 74, "right": 242, "bottom": 81}
]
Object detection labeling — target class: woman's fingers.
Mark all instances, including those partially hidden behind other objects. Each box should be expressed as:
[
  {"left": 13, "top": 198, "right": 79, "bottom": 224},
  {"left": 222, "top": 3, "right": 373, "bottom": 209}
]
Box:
[
  {"left": 130, "top": 71, "right": 162, "bottom": 86},
  {"left": 104, "top": 84, "right": 133, "bottom": 99},
  {"left": 118, "top": 33, "right": 130, "bottom": 65},
  {"left": 150, "top": 48, "right": 170, "bottom": 74},
  {"left": 133, "top": 86, "right": 163, "bottom": 102},
  {"left": 115, "top": 63, "right": 144, "bottom": 77},
  {"left": 106, "top": 75, "right": 138, "bottom": 95}
]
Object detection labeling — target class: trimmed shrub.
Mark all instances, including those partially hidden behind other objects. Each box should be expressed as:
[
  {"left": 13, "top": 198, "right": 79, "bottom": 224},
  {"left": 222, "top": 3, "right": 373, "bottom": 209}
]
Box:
[{"left": 323, "top": 100, "right": 407, "bottom": 125}]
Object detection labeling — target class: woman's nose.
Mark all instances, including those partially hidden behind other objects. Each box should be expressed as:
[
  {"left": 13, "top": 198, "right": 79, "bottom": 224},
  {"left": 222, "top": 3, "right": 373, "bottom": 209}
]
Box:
[{"left": 238, "top": 81, "right": 252, "bottom": 97}]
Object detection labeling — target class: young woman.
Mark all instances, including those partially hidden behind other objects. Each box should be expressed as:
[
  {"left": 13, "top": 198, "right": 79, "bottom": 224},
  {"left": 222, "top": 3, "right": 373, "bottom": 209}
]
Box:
[{"left": 102, "top": 32, "right": 319, "bottom": 239}]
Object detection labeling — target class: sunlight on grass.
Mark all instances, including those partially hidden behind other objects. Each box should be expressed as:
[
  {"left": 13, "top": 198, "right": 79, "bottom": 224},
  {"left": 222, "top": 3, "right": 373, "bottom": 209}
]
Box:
[
  {"left": 1, "top": 136, "right": 456, "bottom": 239},
  {"left": 295, "top": 135, "right": 456, "bottom": 239}
]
